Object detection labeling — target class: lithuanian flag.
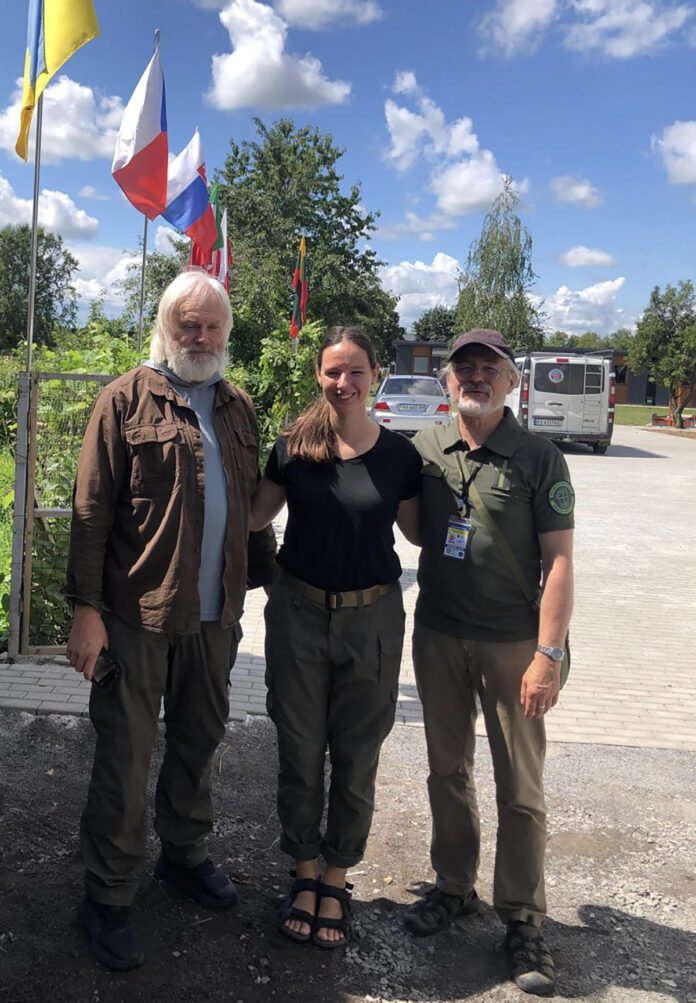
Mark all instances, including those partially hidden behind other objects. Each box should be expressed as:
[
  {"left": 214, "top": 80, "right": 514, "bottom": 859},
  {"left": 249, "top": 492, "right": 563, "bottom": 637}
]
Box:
[{"left": 290, "top": 235, "right": 308, "bottom": 339}]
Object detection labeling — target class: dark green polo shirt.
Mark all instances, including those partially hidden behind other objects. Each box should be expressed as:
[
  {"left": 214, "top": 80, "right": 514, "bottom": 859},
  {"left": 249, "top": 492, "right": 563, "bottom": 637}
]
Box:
[{"left": 413, "top": 407, "right": 574, "bottom": 641}]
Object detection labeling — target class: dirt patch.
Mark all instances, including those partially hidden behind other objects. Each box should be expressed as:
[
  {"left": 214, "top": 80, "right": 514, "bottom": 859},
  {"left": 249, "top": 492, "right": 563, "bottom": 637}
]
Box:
[{"left": 0, "top": 710, "right": 695, "bottom": 1003}]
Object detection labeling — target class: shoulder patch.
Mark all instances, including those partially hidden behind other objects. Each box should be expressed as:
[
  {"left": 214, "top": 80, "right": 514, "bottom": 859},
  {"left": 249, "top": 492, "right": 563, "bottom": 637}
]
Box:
[{"left": 548, "top": 480, "right": 575, "bottom": 515}]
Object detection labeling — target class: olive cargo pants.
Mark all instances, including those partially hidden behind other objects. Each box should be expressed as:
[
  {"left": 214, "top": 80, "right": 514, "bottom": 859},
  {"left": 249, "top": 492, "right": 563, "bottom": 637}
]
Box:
[
  {"left": 264, "top": 576, "right": 404, "bottom": 868},
  {"left": 413, "top": 621, "right": 547, "bottom": 926},
  {"left": 81, "top": 612, "right": 240, "bottom": 907}
]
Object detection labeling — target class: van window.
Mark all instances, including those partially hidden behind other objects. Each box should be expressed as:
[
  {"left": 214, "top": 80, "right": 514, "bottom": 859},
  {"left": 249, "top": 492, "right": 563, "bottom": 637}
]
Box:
[{"left": 533, "top": 362, "right": 604, "bottom": 395}]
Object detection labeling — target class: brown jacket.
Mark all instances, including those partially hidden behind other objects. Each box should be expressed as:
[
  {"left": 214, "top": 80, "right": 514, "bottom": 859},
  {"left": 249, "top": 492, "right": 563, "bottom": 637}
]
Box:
[{"left": 64, "top": 366, "right": 276, "bottom": 633}]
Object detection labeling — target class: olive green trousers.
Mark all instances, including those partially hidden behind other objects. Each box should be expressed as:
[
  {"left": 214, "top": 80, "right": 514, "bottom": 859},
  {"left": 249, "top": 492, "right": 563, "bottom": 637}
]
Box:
[
  {"left": 81, "top": 612, "right": 239, "bottom": 906},
  {"left": 413, "top": 621, "right": 547, "bottom": 926},
  {"left": 264, "top": 577, "right": 404, "bottom": 868}
]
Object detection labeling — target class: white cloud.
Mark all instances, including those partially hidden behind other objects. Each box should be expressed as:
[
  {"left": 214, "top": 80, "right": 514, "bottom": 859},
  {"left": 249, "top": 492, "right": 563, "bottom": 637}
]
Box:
[
  {"left": 0, "top": 75, "right": 123, "bottom": 164},
  {"left": 559, "top": 244, "right": 617, "bottom": 266},
  {"left": 377, "top": 210, "right": 457, "bottom": 241},
  {"left": 479, "top": 0, "right": 558, "bottom": 56},
  {"left": 539, "top": 276, "right": 627, "bottom": 333},
  {"left": 155, "top": 225, "right": 181, "bottom": 255},
  {"left": 79, "top": 185, "right": 111, "bottom": 201},
  {"left": 0, "top": 173, "right": 99, "bottom": 239},
  {"left": 565, "top": 0, "right": 691, "bottom": 58},
  {"left": 652, "top": 120, "right": 696, "bottom": 184},
  {"left": 392, "top": 70, "right": 419, "bottom": 96},
  {"left": 430, "top": 151, "right": 510, "bottom": 215},
  {"left": 476, "top": 0, "right": 692, "bottom": 58},
  {"left": 206, "top": 0, "right": 351, "bottom": 111},
  {"left": 274, "top": 0, "right": 383, "bottom": 29},
  {"left": 68, "top": 244, "right": 139, "bottom": 306},
  {"left": 384, "top": 73, "right": 522, "bottom": 225},
  {"left": 550, "top": 174, "right": 603, "bottom": 207},
  {"left": 379, "top": 252, "right": 461, "bottom": 329}
]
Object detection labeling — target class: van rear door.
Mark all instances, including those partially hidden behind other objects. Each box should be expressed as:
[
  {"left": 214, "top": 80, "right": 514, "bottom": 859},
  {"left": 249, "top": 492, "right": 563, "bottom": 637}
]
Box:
[{"left": 528, "top": 358, "right": 607, "bottom": 435}]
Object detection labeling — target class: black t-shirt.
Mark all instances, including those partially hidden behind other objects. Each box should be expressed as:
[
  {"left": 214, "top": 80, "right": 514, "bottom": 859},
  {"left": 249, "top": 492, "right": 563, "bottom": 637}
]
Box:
[{"left": 265, "top": 426, "right": 422, "bottom": 591}]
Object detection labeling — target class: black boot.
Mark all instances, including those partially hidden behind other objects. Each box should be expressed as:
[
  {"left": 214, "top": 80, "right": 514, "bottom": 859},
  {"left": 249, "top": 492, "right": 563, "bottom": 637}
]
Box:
[
  {"left": 79, "top": 897, "right": 145, "bottom": 970},
  {"left": 155, "top": 855, "right": 239, "bottom": 909}
]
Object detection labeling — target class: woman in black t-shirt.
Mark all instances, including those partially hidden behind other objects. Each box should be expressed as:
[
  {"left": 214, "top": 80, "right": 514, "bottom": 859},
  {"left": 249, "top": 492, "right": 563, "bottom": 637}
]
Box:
[{"left": 250, "top": 326, "right": 421, "bottom": 949}]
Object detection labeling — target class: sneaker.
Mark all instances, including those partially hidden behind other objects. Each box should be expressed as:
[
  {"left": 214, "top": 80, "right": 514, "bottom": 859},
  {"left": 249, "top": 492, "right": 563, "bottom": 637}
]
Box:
[
  {"left": 79, "top": 897, "right": 145, "bottom": 971},
  {"left": 155, "top": 855, "right": 238, "bottom": 909},
  {"left": 403, "top": 887, "right": 479, "bottom": 937},
  {"left": 506, "top": 920, "right": 555, "bottom": 996}
]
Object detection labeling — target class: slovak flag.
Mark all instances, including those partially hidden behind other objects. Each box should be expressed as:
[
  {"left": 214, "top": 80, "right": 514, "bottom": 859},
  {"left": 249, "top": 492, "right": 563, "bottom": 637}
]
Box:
[
  {"left": 112, "top": 42, "right": 168, "bottom": 219},
  {"left": 162, "top": 129, "right": 217, "bottom": 256}
]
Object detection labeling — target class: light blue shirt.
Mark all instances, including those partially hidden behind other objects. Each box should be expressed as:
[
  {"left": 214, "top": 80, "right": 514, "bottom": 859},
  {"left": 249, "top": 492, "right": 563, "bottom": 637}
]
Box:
[{"left": 146, "top": 362, "right": 229, "bottom": 621}]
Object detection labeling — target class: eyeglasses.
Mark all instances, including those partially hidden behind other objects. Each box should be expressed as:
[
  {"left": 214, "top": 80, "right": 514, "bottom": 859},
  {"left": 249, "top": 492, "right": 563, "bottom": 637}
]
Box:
[{"left": 452, "top": 362, "right": 502, "bottom": 382}]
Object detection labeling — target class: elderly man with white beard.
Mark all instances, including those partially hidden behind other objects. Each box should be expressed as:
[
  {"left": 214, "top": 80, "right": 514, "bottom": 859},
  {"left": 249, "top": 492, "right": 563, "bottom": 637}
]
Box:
[
  {"left": 64, "top": 269, "right": 276, "bottom": 971},
  {"left": 404, "top": 329, "right": 574, "bottom": 997}
]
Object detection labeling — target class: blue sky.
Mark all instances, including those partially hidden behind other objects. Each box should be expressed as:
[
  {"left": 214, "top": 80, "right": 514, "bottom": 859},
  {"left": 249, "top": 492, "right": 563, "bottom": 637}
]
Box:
[{"left": 1, "top": 0, "right": 695, "bottom": 335}]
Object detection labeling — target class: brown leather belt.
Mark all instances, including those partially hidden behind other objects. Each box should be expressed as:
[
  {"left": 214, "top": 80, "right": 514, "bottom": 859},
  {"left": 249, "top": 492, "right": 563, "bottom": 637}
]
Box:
[{"left": 278, "top": 569, "right": 395, "bottom": 611}]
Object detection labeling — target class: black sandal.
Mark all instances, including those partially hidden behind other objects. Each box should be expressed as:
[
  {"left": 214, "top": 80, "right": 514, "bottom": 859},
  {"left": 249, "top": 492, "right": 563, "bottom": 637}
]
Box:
[
  {"left": 312, "top": 881, "right": 353, "bottom": 950},
  {"left": 506, "top": 920, "right": 556, "bottom": 996},
  {"left": 278, "top": 873, "right": 319, "bottom": 943}
]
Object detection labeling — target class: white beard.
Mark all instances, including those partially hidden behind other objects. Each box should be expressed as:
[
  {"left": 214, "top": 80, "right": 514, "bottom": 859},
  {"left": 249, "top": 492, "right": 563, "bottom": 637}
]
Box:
[
  {"left": 453, "top": 386, "right": 501, "bottom": 419},
  {"left": 166, "top": 344, "right": 226, "bottom": 382}
]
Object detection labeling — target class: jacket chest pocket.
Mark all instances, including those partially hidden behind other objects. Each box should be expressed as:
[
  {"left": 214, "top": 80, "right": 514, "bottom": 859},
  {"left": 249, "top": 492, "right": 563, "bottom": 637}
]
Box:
[
  {"left": 231, "top": 427, "right": 258, "bottom": 494},
  {"left": 124, "top": 422, "right": 184, "bottom": 497}
]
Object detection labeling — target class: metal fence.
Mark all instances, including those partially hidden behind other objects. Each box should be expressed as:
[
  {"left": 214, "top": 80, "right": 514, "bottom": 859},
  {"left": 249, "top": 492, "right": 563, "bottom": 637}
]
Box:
[{"left": 9, "top": 372, "right": 114, "bottom": 656}]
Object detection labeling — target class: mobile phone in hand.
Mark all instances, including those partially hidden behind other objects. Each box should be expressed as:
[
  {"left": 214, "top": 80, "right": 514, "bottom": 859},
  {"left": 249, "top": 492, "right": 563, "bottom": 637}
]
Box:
[{"left": 92, "top": 649, "right": 120, "bottom": 691}]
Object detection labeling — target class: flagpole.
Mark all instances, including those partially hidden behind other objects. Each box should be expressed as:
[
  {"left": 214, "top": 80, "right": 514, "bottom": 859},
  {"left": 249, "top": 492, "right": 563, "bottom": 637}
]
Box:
[
  {"left": 137, "top": 216, "right": 148, "bottom": 352},
  {"left": 25, "top": 94, "right": 44, "bottom": 373}
]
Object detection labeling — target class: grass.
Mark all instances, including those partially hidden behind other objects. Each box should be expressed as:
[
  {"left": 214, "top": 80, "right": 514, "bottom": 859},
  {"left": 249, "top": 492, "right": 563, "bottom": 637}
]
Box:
[{"left": 614, "top": 405, "right": 696, "bottom": 426}]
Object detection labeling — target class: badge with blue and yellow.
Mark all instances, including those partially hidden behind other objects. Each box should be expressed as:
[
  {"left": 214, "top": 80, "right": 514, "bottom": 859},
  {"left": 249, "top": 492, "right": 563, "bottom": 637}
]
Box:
[{"left": 444, "top": 516, "right": 472, "bottom": 560}]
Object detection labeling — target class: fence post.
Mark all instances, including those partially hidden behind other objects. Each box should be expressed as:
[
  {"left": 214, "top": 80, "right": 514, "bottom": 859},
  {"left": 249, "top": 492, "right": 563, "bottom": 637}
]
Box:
[{"left": 8, "top": 373, "right": 31, "bottom": 658}]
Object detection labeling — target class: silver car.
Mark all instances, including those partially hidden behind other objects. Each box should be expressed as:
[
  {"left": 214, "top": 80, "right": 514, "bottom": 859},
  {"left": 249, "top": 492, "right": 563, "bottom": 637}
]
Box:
[{"left": 369, "top": 375, "right": 451, "bottom": 436}]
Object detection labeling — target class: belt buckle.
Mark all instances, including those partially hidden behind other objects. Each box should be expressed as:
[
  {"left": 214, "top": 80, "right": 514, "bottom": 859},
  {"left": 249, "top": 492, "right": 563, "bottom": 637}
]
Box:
[{"left": 325, "top": 591, "right": 342, "bottom": 611}]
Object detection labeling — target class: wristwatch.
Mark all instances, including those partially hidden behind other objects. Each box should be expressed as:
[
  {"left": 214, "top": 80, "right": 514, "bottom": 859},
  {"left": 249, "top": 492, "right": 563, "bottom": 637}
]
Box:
[{"left": 536, "top": 644, "right": 564, "bottom": 662}]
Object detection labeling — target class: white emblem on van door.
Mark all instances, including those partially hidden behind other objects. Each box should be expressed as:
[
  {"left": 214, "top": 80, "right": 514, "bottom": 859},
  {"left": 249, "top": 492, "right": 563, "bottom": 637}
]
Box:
[{"left": 548, "top": 368, "right": 564, "bottom": 384}]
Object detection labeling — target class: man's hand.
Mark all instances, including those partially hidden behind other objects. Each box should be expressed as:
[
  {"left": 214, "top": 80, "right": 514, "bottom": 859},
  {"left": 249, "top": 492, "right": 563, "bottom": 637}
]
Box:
[
  {"left": 520, "top": 653, "right": 561, "bottom": 719},
  {"left": 66, "top": 606, "right": 108, "bottom": 681}
]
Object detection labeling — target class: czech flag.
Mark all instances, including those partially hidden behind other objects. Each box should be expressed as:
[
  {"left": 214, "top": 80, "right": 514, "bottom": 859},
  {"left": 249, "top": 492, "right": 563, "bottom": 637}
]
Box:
[
  {"left": 16, "top": 0, "right": 100, "bottom": 161},
  {"left": 112, "top": 42, "right": 168, "bottom": 220},
  {"left": 162, "top": 130, "right": 217, "bottom": 256},
  {"left": 290, "top": 235, "right": 308, "bottom": 339}
]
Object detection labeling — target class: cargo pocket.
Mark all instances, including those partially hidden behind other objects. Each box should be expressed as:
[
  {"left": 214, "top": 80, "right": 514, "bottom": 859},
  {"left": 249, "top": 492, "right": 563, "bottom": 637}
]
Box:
[
  {"left": 124, "top": 422, "right": 182, "bottom": 496},
  {"left": 378, "top": 633, "right": 404, "bottom": 694}
]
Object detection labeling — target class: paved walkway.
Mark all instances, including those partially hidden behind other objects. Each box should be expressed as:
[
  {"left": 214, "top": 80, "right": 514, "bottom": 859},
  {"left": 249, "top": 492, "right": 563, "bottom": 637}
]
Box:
[{"left": 1, "top": 425, "right": 695, "bottom": 751}]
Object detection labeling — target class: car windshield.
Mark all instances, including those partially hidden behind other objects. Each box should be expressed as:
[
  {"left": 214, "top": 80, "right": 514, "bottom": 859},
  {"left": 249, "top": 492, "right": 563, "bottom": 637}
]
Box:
[{"left": 381, "top": 378, "right": 444, "bottom": 397}]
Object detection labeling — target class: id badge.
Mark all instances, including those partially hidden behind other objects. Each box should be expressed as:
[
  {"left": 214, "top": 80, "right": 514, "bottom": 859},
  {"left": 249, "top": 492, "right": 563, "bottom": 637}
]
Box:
[{"left": 444, "top": 516, "right": 472, "bottom": 560}]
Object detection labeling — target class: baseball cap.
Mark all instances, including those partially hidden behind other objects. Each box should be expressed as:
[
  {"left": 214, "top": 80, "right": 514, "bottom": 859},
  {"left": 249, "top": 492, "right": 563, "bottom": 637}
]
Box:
[{"left": 448, "top": 328, "right": 514, "bottom": 362}]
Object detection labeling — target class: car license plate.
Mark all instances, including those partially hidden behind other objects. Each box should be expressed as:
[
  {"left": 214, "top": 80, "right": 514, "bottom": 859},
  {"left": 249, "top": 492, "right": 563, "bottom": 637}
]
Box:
[
  {"left": 534, "top": 417, "right": 563, "bottom": 426},
  {"left": 398, "top": 404, "right": 426, "bottom": 413}
]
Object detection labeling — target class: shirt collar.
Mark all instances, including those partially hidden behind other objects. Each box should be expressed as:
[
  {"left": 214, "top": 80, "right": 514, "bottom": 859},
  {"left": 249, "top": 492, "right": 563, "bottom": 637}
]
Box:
[{"left": 443, "top": 406, "right": 522, "bottom": 459}]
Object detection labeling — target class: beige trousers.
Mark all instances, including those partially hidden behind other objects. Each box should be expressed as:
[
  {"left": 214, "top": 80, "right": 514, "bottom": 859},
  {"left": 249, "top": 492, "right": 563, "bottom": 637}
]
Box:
[{"left": 412, "top": 621, "right": 547, "bottom": 926}]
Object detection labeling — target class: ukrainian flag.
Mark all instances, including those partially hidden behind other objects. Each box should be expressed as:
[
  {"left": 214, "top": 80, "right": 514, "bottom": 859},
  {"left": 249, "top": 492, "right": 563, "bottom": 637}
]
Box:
[{"left": 16, "top": 0, "right": 99, "bottom": 161}]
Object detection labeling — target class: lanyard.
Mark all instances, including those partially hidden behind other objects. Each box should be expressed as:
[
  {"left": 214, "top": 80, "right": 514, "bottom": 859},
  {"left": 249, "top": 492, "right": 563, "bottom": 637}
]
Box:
[{"left": 454, "top": 451, "right": 482, "bottom": 518}]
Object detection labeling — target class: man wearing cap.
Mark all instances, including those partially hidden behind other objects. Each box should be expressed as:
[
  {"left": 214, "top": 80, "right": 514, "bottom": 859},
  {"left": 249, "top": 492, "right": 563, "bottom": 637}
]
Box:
[{"left": 404, "top": 329, "right": 574, "bottom": 997}]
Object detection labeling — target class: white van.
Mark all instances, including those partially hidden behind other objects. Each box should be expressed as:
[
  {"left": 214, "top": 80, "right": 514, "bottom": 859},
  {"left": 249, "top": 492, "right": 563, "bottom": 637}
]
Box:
[{"left": 506, "top": 352, "right": 615, "bottom": 454}]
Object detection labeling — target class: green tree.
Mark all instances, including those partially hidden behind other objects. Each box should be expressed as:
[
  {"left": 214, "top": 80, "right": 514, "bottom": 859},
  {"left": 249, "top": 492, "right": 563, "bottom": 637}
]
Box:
[
  {"left": 607, "top": 327, "right": 633, "bottom": 349},
  {"left": 218, "top": 118, "right": 402, "bottom": 366},
  {"left": 412, "top": 305, "right": 457, "bottom": 342},
  {"left": 120, "top": 238, "right": 189, "bottom": 328},
  {"left": 568, "top": 331, "right": 604, "bottom": 349},
  {"left": 629, "top": 282, "right": 696, "bottom": 427},
  {"left": 0, "top": 224, "right": 78, "bottom": 351},
  {"left": 455, "top": 179, "right": 544, "bottom": 351},
  {"left": 549, "top": 330, "right": 571, "bottom": 346}
]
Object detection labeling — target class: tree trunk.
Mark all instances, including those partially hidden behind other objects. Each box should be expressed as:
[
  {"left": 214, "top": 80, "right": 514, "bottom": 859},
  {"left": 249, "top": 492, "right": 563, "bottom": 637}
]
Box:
[{"left": 669, "top": 386, "right": 684, "bottom": 428}]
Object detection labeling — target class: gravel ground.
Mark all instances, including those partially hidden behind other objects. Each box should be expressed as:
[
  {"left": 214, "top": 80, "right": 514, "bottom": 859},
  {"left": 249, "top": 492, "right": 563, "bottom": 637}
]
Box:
[{"left": 0, "top": 708, "right": 694, "bottom": 1003}]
